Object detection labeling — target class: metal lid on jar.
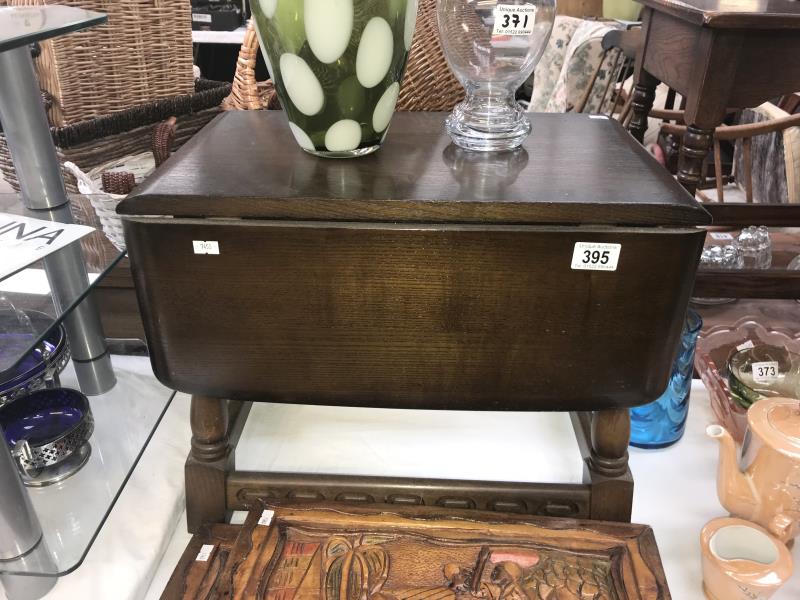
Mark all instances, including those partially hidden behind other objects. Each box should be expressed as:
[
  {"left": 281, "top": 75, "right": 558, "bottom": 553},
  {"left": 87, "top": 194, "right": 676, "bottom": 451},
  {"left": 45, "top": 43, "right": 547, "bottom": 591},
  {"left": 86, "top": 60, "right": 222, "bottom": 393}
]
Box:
[{"left": 749, "top": 397, "right": 800, "bottom": 458}]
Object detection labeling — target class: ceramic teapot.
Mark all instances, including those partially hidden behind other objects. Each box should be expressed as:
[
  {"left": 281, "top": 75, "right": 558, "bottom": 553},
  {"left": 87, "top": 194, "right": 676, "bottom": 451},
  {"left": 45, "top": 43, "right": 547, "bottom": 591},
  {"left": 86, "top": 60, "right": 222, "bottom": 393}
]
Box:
[{"left": 707, "top": 397, "right": 800, "bottom": 543}]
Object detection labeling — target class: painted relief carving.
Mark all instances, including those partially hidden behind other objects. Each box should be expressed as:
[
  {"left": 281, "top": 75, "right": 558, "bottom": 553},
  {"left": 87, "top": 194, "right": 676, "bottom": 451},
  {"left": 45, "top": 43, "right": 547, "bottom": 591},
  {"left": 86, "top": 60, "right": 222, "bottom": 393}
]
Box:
[
  {"left": 165, "top": 506, "right": 668, "bottom": 600},
  {"left": 262, "top": 527, "right": 614, "bottom": 600}
]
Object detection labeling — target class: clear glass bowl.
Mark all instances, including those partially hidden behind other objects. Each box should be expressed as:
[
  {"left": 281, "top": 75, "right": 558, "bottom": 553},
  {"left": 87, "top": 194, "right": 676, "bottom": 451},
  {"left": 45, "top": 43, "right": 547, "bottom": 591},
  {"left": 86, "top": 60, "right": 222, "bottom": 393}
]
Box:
[
  {"left": 727, "top": 345, "right": 800, "bottom": 409},
  {"left": 437, "top": 0, "right": 555, "bottom": 151}
]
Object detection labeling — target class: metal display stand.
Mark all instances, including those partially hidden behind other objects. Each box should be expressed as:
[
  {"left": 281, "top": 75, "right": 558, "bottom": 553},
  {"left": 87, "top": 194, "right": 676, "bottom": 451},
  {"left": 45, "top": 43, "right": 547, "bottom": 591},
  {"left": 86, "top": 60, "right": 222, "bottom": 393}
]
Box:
[{"left": 0, "top": 6, "right": 109, "bottom": 599}]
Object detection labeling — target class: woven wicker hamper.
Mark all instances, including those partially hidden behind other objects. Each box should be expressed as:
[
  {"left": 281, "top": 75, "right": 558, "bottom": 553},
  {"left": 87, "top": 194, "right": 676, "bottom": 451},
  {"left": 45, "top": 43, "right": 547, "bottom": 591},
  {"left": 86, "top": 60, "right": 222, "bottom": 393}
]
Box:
[
  {"left": 0, "top": 79, "right": 230, "bottom": 194},
  {"left": 1, "top": 0, "right": 195, "bottom": 126}
]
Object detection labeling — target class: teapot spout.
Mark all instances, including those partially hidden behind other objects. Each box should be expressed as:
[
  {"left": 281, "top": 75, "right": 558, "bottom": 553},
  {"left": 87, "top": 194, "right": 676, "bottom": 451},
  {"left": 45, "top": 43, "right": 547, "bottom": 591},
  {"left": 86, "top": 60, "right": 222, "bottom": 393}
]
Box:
[{"left": 706, "top": 424, "right": 758, "bottom": 519}]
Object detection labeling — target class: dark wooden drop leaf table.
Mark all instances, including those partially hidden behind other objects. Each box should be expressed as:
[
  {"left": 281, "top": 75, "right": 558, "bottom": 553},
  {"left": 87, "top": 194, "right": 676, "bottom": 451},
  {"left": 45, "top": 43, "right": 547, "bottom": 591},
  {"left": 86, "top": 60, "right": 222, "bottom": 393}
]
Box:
[{"left": 117, "top": 111, "right": 710, "bottom": 532}]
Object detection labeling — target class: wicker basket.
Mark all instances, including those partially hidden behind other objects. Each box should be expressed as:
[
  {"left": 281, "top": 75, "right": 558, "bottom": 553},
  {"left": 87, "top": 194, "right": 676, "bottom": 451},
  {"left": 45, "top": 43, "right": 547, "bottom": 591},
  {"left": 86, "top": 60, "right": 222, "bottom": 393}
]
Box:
[
  {"left": 65, "top": 153, "right": 155, "bottom": 251},
  {"left": 223, "top": 0, "right": 464, "bottom": 113},
  {"left": 0, "top": 79, "right": 231, "bottom": 194},
  {"left": 2, "top": 0, "right": 195, "bottom": 126}
]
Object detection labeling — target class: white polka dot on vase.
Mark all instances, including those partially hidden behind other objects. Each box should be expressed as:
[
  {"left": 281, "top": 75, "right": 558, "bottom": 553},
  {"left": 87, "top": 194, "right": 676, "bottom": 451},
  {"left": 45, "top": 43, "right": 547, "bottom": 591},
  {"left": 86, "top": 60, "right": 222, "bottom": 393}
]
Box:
[
  {"left": 288, "top": 122, "right": 314, "bottom": 151},
  {"left": 356, "top": 17, "right": 394, "bottom": 88},
  {"left": 372, "top": 82, "right": 400, "bottom": 132},
  {"left": 305, "top": 0, "right": 353, "bottom": 63},
  {"left": 279, "top": 54, "right": 324, "bottom": 116},
  {"left": 404, "top": 0, "right": 418, "bottom": 51},
  {"left": 260, "top": 0, "right": 278, "bottom": 18},
  {"left": 325, "top": 119, "right": 362, "bottom": 151}
]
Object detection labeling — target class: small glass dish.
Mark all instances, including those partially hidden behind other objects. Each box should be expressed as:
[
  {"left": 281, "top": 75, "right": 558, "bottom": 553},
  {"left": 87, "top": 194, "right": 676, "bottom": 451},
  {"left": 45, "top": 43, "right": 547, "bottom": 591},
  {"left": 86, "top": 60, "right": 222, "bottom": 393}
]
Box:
[
  {"left": 727, "top": 345, "right": 800, "bottom": 409},
  {"left": 0, "top": 387, "right": 94, "bottom": 486}
]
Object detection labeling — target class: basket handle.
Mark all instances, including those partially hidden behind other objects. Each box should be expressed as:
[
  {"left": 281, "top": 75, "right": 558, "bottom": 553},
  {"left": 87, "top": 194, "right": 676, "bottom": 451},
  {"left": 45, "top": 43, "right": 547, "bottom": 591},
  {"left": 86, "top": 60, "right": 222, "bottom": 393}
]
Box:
[
  {"left": 152, "top": 116, "right": 177, "bottom": 167},
  {"left": 221, "top": 20, "right": 280, "bottom": 111}
]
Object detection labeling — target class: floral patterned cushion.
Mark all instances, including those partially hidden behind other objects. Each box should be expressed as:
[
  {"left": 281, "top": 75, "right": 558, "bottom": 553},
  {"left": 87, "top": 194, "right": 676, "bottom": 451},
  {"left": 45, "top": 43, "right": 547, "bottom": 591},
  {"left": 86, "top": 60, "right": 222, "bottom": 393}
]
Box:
[
  {"left": 528, "top": 16, "right": 582, "bottom": 113},
  {"left": 529, "top": 17, "right": 623, "bottom": 114}
]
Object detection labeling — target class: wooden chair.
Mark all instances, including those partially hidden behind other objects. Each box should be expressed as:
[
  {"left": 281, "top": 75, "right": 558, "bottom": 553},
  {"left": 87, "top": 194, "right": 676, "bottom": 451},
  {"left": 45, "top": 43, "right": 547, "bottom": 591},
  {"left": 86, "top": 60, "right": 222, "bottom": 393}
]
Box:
[{"left": 660, "top": 109, "right": 800, "bottom": 204}]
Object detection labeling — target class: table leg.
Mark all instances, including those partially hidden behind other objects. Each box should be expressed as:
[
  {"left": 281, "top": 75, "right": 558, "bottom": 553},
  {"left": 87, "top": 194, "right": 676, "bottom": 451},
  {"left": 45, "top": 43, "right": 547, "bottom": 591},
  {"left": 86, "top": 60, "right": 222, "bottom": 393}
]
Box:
[
  {"left": 186, "top": 395, "right": 232, "bottom": 533},
  {"left": 677, "top": 125, "right": 714, "bottom": 197},
  {"left": 588, "top": 408, "right": 633, "bottom": 522},
  {"left": 628, "top": 71, "right": 659, "bottom": 144}
]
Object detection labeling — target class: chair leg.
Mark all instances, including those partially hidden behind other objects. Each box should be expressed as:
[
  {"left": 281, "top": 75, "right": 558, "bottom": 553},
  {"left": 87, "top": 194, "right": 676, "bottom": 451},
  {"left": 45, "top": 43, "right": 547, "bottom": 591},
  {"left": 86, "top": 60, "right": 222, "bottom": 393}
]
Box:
[
  {"left": 588, "top": 408, "right": 633, "bottom": 522},
  {"left": 185, "top": 395, "right": 232, "bottom": 533},
  {"left": 628, "top": 71, "right": 659, "bottom": 144},
  {"left": 678, "top": 125, "right": 714, "bottom": 197}
]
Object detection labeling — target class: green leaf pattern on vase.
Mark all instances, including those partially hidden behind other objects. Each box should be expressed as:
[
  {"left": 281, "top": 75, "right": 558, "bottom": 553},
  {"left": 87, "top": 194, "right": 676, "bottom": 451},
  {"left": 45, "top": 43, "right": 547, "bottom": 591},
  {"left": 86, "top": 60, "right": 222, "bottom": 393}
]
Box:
[{"left": 252, "top": 0, "right": 417, "bottom": 157}]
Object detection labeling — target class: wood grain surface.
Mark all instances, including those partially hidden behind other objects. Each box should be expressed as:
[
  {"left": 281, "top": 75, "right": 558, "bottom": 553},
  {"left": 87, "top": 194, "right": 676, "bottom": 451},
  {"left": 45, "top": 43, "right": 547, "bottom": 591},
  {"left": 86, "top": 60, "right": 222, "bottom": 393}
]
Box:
[
  {"left": 118, "top": 112, "right": 709, "bottom": 227},
  {"left": 161, "top": 503, "right": 670, "bottom": 600},
  {"left": 636, "top": 0, "right": 800, "bottom": 28},
  {"left": 124, "top": 219, "right": 705, "bottom": 410}
]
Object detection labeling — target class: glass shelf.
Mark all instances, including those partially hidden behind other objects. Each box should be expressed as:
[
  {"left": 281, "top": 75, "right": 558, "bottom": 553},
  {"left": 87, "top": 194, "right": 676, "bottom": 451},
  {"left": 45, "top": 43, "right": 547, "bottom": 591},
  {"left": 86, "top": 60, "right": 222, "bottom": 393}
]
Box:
[
  {"left": 0, "top": 354, "right": 174, "bottom": 577},
  {"left": 1, "top": 193, "right": 175, "bottom": 577},
  {"left": 0, "top": 193, "right": 125, "bottom": 374},
  {"left": 0, "top": 5, "right": 106, "bottom": 53}
]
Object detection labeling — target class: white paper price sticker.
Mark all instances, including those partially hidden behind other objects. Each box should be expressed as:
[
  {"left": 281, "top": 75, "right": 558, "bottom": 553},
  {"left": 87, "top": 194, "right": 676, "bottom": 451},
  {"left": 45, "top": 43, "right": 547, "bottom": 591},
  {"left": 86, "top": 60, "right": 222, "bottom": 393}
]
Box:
[
  {"left": 195, "top": 544, "right": 215, "bottom": 562},
  {"left": 192, "top": 13, "right": 212, "bottom": 23},
  {"left": 258, "top": 510, "right": 275, "bottom": 526},
  {"left": 710, "top": 232, "right": 734, "bottom": 241},
  {"left": 570, "top": 242, "right": 621, "bottom": 271},
  {"left": 193, "top": 240, "right": 220, "bottom": 255},
  {"left": 752, "top": 361, "right": 779, "bottom": 384},
  {"left": 492, "top": 4, "right": 536, "bottom": 36}
]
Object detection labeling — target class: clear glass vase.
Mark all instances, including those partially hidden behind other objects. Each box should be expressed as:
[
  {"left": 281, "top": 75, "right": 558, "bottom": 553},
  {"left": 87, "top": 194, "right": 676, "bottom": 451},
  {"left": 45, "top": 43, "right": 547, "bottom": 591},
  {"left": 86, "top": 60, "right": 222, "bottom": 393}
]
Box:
[
  {"left": 251, "top": 0, "right": 419, "bottom": 157},
  {"left": 630, "top": 309, "right": 703, "bottom": 449},
  {"left": 437, "top": 0, "right": 555, "bottom": 151}
]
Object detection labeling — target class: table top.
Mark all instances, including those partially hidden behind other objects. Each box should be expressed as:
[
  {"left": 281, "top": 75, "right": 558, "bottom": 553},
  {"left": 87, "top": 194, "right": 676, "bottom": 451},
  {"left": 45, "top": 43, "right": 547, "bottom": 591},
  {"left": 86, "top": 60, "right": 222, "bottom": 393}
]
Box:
[
  {"left": 0, "top": 5, "right": 106, "bottom": 53},
  {"left": 120, "top": 111, "right": 710, "bottom": 227},
  {"left": 636, "top": 0, "right": 800, "bottom": 29}
]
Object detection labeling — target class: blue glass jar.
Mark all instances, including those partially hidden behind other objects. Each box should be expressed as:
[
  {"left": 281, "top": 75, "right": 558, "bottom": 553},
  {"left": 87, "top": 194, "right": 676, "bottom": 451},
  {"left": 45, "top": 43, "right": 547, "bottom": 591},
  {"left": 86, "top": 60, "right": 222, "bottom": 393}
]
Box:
[{"left": 629, "top": 309, "right": 702, "bottom": 449}]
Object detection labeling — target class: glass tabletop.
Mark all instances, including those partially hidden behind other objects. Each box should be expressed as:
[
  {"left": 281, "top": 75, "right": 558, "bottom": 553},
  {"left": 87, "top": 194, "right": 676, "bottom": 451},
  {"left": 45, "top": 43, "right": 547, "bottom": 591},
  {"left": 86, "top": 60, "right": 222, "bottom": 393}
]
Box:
[
  {"left": 0, "top": 354, "right": 174, "bottom": 577},
  {"left": 0, "top": 5, "right": 105, "bottom": 53},
  {"left": 0, "top": 194, "right": 125, "bottom": 375}
]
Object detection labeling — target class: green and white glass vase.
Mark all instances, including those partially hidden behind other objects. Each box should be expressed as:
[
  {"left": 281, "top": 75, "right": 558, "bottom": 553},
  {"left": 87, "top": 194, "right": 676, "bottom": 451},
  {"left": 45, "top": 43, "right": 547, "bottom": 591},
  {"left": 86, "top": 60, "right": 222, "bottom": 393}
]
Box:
[{"left": 251, "top": 0, "right": 418, "bottom": 157}]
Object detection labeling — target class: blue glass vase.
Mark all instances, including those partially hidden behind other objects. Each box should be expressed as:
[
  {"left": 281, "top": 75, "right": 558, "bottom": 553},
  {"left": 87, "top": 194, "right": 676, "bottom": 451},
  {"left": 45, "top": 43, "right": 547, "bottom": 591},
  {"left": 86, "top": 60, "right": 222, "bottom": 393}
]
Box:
[{"left": 629, "top": 309, "right": 702, "bottom": 449}]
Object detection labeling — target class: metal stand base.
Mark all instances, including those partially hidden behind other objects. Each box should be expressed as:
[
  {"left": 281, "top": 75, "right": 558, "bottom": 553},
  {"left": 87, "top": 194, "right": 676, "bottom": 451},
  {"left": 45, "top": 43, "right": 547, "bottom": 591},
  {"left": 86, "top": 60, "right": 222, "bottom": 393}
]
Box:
[
  {"left": 0, "top": 7, "right": 112, "bottom": 596},
  {"left": 0, "top": 537, "right": 58, "bottom": 600},
  {"left": 0, "top": 46, "right": 115, "bottom": 396},
  {"left": 0, "top": 573, "right": 57, "bottom": 600}
]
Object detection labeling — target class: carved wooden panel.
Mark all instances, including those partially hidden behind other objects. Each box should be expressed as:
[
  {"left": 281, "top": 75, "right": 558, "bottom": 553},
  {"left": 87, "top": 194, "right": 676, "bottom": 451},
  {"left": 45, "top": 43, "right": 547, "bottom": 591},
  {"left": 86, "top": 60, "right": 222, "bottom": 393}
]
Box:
[{"left": 162, "top": 504, "right": 669, "bottom": 600}]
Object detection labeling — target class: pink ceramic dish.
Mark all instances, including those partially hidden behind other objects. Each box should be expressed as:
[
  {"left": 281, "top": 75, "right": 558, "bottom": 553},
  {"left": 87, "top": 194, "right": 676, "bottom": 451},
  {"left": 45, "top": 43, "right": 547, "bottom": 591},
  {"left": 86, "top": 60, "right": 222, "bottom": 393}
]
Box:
[{"left": 695, "top": 319, "right": 800, "bottom": 443}]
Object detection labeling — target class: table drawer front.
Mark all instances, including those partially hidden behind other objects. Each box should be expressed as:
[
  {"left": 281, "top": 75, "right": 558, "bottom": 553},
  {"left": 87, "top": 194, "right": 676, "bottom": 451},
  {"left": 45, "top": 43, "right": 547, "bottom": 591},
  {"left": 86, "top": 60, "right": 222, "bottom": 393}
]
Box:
[{"left": 124, "top": 219, "right": 704, "bottom": 410}]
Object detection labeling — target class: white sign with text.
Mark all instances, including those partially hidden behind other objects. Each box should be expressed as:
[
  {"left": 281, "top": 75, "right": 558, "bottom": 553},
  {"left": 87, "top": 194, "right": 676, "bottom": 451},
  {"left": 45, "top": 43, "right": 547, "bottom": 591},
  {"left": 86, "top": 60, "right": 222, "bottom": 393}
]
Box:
[{"left": 0, "top": 213, "right": 94, "bottom": 280}]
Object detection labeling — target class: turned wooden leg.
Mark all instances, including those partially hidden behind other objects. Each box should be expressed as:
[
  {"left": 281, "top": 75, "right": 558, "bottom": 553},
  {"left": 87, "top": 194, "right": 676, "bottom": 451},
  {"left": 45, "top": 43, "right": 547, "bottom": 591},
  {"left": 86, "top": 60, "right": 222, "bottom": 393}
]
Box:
[
  {"left": 588, "top": 408, "right": 633, "bottom": 522},
  {"left": 677, "top": 125, "right": 714, "bottom": 197},
  {"left": 628, "top": 71, "right": 659, "bottom": 144},
  {"left": 185, "top": 395, "right": 232, "bottom": 533}
]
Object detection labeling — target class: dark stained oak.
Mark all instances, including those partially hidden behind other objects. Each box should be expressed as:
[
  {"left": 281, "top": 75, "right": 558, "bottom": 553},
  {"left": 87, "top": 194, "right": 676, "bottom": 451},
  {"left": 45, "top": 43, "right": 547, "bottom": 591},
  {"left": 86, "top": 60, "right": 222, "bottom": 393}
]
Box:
[
  {"left": 120, "top": 110, "right": 708, "bottom": 531},
  {"left": 638, "top": 0, "right": 800, "bottom": 28},
  {"left": 121, "top": 110, "right": 708, "bottom": 412},
  {"left": 119, "top": 112, "right": 709, "bottom": 227},
  {"left": 631, "top": 0, "right": 800, "bottom": 194}
]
